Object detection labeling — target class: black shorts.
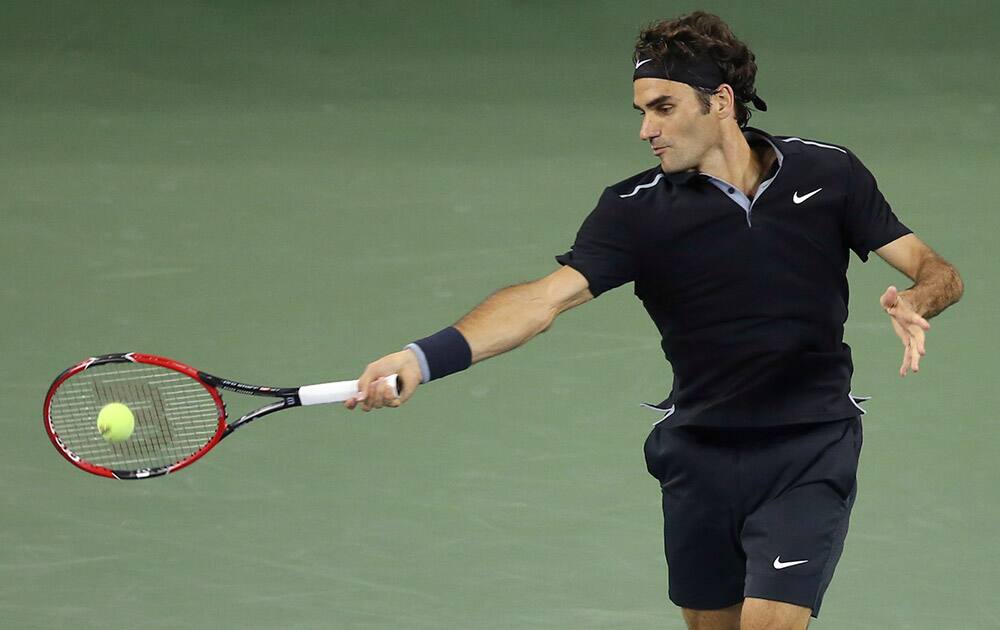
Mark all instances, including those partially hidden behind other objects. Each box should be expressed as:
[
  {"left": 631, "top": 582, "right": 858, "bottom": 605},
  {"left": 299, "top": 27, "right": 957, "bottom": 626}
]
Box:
[{"left": 643, "top": 416, "right": 863, "bottom": 618}]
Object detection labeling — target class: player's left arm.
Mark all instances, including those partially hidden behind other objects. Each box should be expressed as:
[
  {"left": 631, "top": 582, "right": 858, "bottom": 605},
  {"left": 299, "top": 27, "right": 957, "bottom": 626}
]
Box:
[{"left": 874, "top": 233, "right": 965, "bottom": 376}]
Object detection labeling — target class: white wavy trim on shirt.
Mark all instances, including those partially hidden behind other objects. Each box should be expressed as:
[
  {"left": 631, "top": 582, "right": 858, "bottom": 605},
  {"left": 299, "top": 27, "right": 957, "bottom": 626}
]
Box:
[
  {"left": 619, "top": 173, "right": 664, "bottom": 198},
  {"left": 780, "top": 137, "right": 847, "bottom": 154}
]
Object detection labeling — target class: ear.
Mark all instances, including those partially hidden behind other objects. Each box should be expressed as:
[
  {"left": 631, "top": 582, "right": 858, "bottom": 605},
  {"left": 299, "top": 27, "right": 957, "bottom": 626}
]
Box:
[{"left": 713, "top": 84, "right": 737, "bottom": 121}]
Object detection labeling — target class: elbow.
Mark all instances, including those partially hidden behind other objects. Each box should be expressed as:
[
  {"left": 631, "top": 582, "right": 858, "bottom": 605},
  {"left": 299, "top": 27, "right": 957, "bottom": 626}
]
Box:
[
  {"left": 943, "top": 255, "right": 965, "bottom": 304},
  {"left": 953, "top": 269, "right": 965, "bottom": 304}
]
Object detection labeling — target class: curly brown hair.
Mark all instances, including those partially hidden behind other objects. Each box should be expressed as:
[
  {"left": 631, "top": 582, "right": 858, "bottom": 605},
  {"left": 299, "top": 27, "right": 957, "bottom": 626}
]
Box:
[{"left": 634, "top": 11, "right": 761, "bottom": 127}]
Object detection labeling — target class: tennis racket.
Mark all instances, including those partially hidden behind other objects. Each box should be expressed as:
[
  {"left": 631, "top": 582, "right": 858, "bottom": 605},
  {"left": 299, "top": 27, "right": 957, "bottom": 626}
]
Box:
[{"left": 43, "top": 352, "right": 398, "bottom": 480}]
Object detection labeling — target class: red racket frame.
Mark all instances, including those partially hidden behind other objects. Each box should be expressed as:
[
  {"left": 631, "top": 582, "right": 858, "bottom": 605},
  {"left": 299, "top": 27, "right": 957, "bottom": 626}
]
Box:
[{"left": 45, "top": 353, "right": 229, "bottom": 479}]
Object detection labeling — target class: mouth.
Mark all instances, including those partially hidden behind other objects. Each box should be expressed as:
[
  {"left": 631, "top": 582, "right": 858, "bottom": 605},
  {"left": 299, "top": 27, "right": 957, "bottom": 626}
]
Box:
[{"left": 651, "top": 145, "right": 668, "bottom": 156}]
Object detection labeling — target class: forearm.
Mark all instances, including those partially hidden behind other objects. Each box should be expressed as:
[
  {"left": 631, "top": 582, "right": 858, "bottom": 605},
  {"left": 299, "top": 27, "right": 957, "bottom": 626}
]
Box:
[
  {"left": 454, "top": 281, "right": 560, "bottom": 363},
  {"left": 902, "top": 253, "right": 964, "bottom": 318}
]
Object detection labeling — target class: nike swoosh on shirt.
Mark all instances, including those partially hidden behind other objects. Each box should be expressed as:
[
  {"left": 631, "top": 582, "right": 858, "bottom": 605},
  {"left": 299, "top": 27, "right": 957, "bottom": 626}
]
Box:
[
  {"left": 773, "top": 556, "right": 810, "bottom": 570},
  {"left": 634, "top": 58, "right": 653, "bottom": 70},
  {"left": 792, "top": 188, "right": 822, "bottom": 204}
]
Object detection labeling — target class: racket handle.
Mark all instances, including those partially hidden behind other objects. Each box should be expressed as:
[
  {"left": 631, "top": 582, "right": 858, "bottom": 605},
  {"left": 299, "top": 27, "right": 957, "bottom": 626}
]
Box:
[{"left": 298, "top": 374, "right": 399, "bottom": 406}]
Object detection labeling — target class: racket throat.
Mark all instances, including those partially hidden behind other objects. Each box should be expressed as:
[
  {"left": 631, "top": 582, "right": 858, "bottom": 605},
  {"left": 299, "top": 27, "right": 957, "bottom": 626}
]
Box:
[{"left": 224, "top": 398, "right": 300, "bottom": 436}]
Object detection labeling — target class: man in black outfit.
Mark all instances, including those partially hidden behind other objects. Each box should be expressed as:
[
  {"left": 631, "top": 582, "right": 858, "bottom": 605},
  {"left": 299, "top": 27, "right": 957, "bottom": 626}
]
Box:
[{"left": 347, "top": 12, "right": 964, "bottom": 630}]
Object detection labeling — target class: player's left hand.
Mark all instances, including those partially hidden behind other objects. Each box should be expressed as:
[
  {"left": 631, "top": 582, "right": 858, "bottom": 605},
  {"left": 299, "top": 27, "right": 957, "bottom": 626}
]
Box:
[{"left": 880, "top": 285, "right": 931, "bottom": 377}]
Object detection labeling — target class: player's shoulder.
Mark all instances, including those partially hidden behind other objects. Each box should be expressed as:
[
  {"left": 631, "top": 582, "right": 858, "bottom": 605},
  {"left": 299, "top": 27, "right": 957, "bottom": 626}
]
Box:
[
  {"left": 603, "top": 166, "right": 666, "bottom": 202},
  {"left": 767, "top": 131, "right": 856, "bottom": 165}
]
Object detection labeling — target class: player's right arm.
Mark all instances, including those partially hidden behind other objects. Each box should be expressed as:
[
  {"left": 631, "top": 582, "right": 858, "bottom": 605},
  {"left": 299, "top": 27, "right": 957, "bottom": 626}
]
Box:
[{"left": 345, "top": 265, "right": 593, "bottom": 411}]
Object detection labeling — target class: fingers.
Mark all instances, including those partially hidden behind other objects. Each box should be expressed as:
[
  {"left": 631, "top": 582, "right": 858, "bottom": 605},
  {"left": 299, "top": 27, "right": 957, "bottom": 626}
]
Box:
[
  {"left": 910, "top": 339, "right": 922, "bottom": 373},
  {"left": 343, "top": 351, "right": 420, "bottom": 411},
  {"left": 899, "top": 308, "right": 931, "bottom": 331},
  {"left": 381, "top": 375, "right": 401, "bottom": 407},
  {"left": 900, "top": 339, "right": 914, "bottom": 377},
  {"left": 889, "top": 316, "right": 913, "bottom": 360},
  {"left": 907, "top": 323, "right": 927, "bottom": 356},
  {"left": 342, "top": 364, "right": 378, "bottom": 411},
  {"left": 345, "top": 378, "right": 379, "bottom": 411},
  {"left": 888, "top": 312, "right": 927, "bottom": 378},
  {"left": 882, "top": 286, "right": 931, "bottom": 378},
  {"left": 895, "top": 322, "right": 927, "bottom": 377},
  {"left": 882, "top": 287, "right": 931, "bottom": 331},
  {"left": 359, "top": 368, "right": 378, "bottom": 411},
  {"left": 343, "top": 385, "right": 371, "bottom": 410},
  {"left": 913, "top": 314, "right": 931, "bottom": 331},
  {"left": 880, "top": 285, "right": 898, "bottom": 310},
  {"left": 371, "top": 377, "right": 400, "bottom": 409},
  {"left": 396, "top": 363, "right": 423, "bottom": 405},
  {"left": 343, "top": 367, "right": 374, "bottom": 410},
  {"left": 899, "top": 335, "right": 924, "bottom": 377},
  {"left": 358, "top": 376, "right": 398, "bottom": 412}
]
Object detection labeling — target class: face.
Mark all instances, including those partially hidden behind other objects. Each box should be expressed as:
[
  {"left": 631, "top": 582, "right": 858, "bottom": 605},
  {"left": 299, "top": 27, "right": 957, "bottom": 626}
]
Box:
[{"left": 633, "top": 78, "right": 723, "bottom": 173}]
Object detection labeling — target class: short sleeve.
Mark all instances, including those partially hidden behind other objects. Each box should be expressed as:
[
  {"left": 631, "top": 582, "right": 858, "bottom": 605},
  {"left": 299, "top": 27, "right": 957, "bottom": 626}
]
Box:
[
  {"left": 555, "top": 188, "right": 638, "bottom": 297},
  {"left": 844, "top": 150, "right": 912, "bottom": 262}
]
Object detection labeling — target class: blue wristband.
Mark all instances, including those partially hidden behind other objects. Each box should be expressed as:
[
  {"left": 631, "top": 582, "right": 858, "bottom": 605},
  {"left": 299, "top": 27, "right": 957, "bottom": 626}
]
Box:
[{"left": 406, "top": 327, "right": 472, "bottom": 383}]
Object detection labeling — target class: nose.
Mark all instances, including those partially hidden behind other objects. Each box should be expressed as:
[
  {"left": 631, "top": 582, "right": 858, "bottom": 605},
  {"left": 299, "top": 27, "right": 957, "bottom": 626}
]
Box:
[{"left": 639, "top": 116, "right": 659, "bottom": 142}]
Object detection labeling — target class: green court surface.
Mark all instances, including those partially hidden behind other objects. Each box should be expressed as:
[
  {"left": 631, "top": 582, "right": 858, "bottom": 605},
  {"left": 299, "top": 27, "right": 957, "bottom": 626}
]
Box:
[{"left": 2, "top": 2, "right": 997, "bottom": 628}]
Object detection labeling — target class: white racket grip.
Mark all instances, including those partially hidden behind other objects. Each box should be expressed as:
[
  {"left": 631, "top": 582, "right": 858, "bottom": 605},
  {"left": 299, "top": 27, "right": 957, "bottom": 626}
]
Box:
[{"left": 298, "top": 374, "right": 399, "bottom": 406}]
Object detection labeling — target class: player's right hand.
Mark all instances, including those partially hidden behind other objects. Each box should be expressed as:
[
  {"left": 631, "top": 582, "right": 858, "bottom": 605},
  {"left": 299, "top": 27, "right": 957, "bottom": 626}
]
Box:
[{"left": 344, "top": 349, "right": 422, "bottom": 411}]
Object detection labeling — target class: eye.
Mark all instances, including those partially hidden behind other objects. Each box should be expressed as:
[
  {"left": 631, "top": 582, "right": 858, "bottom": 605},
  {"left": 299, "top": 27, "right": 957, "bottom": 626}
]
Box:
[{"left": 659, "top": 106, "right": 673, "bottom": 114}]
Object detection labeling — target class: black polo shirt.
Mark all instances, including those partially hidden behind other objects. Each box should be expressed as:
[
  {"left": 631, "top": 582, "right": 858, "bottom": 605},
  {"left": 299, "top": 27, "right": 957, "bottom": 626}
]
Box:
[{"left": 556, "top": 127, "right": 912, "bottom": 428}]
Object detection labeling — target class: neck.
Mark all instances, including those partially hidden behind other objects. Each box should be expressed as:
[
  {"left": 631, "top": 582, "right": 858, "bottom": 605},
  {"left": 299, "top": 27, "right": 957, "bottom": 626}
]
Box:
[{"left": 698, "top": 124, "right": 773, "bottom": 198}]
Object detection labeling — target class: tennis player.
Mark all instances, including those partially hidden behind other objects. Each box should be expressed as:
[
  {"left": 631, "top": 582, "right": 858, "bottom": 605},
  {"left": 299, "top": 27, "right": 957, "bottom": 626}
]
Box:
[{"left": 346, "top": 11, "right": 964, "bottom": 630}]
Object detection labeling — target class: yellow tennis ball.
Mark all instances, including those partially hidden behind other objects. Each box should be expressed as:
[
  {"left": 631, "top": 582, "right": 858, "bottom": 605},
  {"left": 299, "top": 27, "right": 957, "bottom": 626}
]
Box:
[{"left": 97, "top": 402, "right": 135, "bottom": 443}]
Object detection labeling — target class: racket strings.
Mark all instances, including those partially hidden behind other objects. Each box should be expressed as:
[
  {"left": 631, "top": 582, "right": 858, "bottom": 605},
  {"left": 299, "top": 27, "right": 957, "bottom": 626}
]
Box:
[{"left": 48, "top": 363, "right": 222, "bottom": 471}]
